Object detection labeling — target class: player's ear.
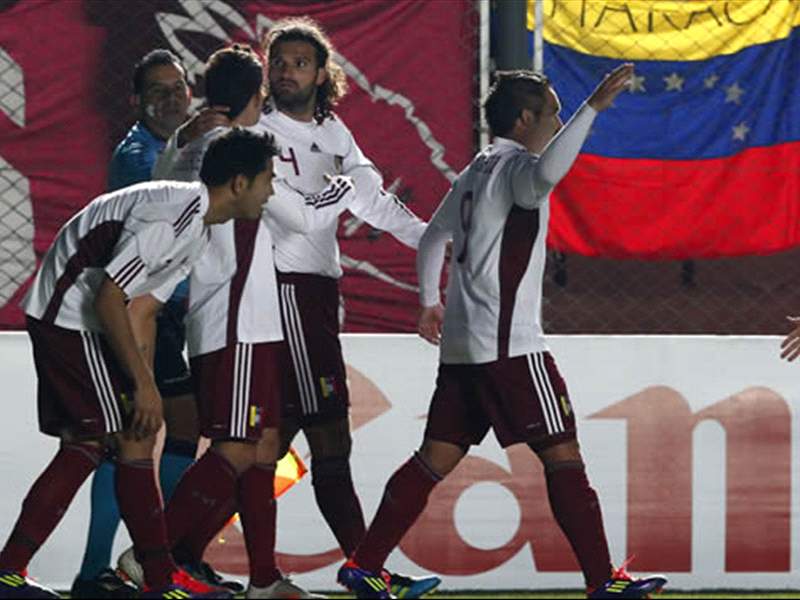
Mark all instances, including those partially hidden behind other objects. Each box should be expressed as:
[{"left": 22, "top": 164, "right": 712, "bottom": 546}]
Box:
[
  {"left": 231, "top": 173, "right": 248, "bottom": 196},
  {"left": 315, "top": 66, "right": 327, "bottom": 87}
]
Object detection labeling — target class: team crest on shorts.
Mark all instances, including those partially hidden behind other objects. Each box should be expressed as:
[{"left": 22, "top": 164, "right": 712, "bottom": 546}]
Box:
[
  {"left": 249, "top": 405, "right": 263, "bottom": 428},
  {"left": 319, "top": 376, "right": 337, "bottom": 400}
]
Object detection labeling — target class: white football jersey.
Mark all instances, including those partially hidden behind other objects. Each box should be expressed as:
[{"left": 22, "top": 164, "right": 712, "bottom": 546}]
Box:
[
  {"left": 22, "top": 181, "right": 209, "bottom": 332},
  {"left": 154, "top": 127, "right": 356, "bottom": 356},
  {"left": 418, "top": 103, "right": 596, "bottom": 364},
  {"left": 252, "top": 105, "right": 426, "bottom": 278}
]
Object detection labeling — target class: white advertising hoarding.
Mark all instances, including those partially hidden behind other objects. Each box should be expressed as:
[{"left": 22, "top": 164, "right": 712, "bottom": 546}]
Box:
[{"left": 0, "top": 333, "right": 797, "bottom": 590}]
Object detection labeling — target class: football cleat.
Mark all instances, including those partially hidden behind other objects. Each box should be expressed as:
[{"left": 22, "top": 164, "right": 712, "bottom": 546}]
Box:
[
  {"left": 0, "top": 570, "right": 60, "bottom": 598},
  {"left": 385, "top": 570, "right": 441, "bottom": 598},
  {"left": 71, "top": 567, "right": 138, "bottom": 598},
  {"left": 180, "top": 561, "right": 244, "bottom": 594},
  {"left": 139, "top": 568, "right": 232, "bottom": 599},
  {"left": 337, "top": 560, "right": 394, "bottom": 599},
  {"left": 245, "top": 575, "right": 327, "bottom": 598},
  {"left": 116, "top": 546, "right": 144, "bottom": 588},
  {"left": 587, "top": 558, "right": 667, "bottom": 599}
]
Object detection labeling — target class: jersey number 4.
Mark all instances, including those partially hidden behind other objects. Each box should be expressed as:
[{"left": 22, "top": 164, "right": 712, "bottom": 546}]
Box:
[{"left": 278, "top": 147, "right": 300, "bottom": 176}]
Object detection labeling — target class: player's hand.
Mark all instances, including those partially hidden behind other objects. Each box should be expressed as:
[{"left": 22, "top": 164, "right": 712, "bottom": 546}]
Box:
[
  {"left": 418, "top": 303, "right": 445, "bottom": 346},
  {"left": 587, "top": 63, "right": 634, "bottom": 112},
  {"left": 131, "top": 378, "right": 164, "bottom": 440},
  {"left": 177, "top": 106, "right": 231, "bottom": 147},
  {"left": 780, "top": 316, "right": 800, "bottom": 361}
]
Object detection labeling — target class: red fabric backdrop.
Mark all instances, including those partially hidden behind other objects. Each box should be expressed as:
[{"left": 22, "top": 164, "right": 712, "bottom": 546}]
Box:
[{"left": 0, "top": 0, "right": 477, "bottom": 331}]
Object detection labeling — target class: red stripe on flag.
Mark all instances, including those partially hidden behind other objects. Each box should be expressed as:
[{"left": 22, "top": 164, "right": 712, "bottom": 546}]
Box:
[{"left": 549, "top": 141, "right": 800, "bottom": 259}]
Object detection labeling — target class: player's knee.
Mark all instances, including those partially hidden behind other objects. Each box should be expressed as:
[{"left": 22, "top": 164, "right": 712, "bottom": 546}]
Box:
[
  {"left": 116, "top": 431, "right": 158, "bottom": 460},
  {"left": 419, "top": 438, "right": 466, "bottom": 477},
  {"left": 305, "top": 418, "right": 352, "bottom": 460},
  {"left": 256, "top": 427, "right": 281, "bottom": 464},
  {"left": 61, "top": 439, "right": 105, "bottom": 467},
  {"left": 531, "top": 438, "right": 583, "bottom": 468},
  {"left": 212, "top": 439, "right": 257, "bottom": 474},
  {"left": 310, "top": 455, "right": 353, "bottom": 487}
]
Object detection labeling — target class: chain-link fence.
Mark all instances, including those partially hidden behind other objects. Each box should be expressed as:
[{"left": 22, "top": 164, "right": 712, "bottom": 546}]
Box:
[{"left": 532, "top": 0, "right": 800, "bottom": 335}]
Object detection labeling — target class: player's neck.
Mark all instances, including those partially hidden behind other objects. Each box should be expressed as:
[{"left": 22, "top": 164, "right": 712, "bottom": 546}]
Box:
[
  {"left": 203, "top": 187, "right": 235, "bottom": 225},
  {"left": 278, "top": 105, "right": 314, "bottom": 123}
]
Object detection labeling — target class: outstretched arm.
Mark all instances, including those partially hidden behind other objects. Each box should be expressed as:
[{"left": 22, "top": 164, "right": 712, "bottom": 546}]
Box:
[
  {"left": 347, "top": 166, "right": 428, "bottom": 249},
  {"left": 264, "top": 176, "right": 356, "bottom": 234}
]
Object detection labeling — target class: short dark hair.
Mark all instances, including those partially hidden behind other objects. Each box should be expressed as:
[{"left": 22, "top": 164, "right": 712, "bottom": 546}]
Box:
[
  {"left": 132, "top": 49, "right": 184, "bottom": 95},
  {"left": 263, "top": 17, "right": 348, "bottom": 124},
  {"left": 200, "top": 128, "right": 279, "bottom": 187},
  {"left": 484, "top": 71, "right": 550, "bottom": 137},
  {"left": 205, "top": 44, "right": 264, "bottom": 120}
]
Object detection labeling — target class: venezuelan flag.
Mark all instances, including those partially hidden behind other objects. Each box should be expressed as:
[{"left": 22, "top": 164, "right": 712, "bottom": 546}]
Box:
[{"left": 528, "top": 0, "right": 800, "bottom": 258}]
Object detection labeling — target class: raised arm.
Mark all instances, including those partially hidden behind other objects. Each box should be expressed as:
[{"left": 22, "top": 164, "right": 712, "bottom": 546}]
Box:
[{"left": 514, "top": 63, "right": 634, "bottom": 207}]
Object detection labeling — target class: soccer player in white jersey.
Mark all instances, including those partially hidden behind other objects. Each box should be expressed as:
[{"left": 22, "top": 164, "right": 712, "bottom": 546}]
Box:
[
  {"left": 0, "top": 128, "right": 278, "bottom": 600},
  {"left": 251, "top": 18, "right": 440, "bottom": 598},
  {"left": 338, "top": 67, "right": 669, "bottom": 599},
  {"left": 119, "top": 44, "right": 354, "bottom": 600}
]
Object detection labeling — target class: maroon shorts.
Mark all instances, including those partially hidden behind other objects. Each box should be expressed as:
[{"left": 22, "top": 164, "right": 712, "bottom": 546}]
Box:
[
  {"left": 277, "top": 272, "right": 349, "bottom": 425},
  {"left": 190, "top": 341, "right": 285, "bottom": 441},
  {"left": 424, "top": 352, "right": 576, "bottom": 450},
  {"left": 27, "top": 317, "right": 134, "bottom": 439}
]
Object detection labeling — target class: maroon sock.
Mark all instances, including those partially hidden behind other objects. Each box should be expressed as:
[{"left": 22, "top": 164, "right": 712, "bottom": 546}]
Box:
[
  {"left": 165, "top": 448, "right": 238, "bottom": 554},
  {"left": 352, "top": 453, "right": 441, "bottom": 573},
  {"left": 311, "top": 456, "right": 366, "bottom": 557},
  {"left": 116, "top": 458, "right": 177, "bottom": 589},
  {"left": 545, "top": 461, "right": 613, "bottom": 589},
  {"left": 238, "top": 463, "right": 281, "bottom": 587},
  {"left": 174, "top": 497, "right": 237, "bottom": 565},
  {"left": 0, "top": 443, "right": 101, "bottom": 571}
]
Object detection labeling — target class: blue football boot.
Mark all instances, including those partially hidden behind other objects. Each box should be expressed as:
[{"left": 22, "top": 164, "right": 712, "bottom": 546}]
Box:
[{"left": 337, "top": 560, "right": 394, "bottom": 599}]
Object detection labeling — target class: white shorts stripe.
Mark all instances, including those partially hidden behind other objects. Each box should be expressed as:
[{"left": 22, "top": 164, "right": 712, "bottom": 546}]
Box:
[
  {"left": 280, "top": 285, "right": 313, "bottom": 415},
  {"left": 242, "top": 343, "right": 253, "bottom": 437},
  {"left": 90, "top": 333, "right": 123, "bottom": 431},
  {"left": 231, "top": 343, "right": 242, "bottom": 437},
  {"left": 526, "top": 353, "right": 555, "bottom": 435},
  {"left": 80, "top": 332, "right": 116, "bottom": 432},
  {"left": 288, "top": 285, "right": 319, "bottom": 413},
  {"left": 535, "top": 352, "right": 564, "bottom": 432},
  {"left": 231, "top": 343, "right": 253, "bottom": 438}
]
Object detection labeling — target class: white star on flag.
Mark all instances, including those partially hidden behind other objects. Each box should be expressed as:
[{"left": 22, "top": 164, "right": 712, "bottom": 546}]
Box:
[
  {"left": 663, "top": 72, "right": 684, "bottom": 92},
  {"left": 627, "top": 73, "right": 646, "bottom": 93},
  {"left": 732, "top": 122, "right": 750, "bottom": 141},
  {"left": 725, "top": 82, "right": 745, "bottom": 105},
  {"left": 703, "top": 74, "right": 720, "bottom": 89}
]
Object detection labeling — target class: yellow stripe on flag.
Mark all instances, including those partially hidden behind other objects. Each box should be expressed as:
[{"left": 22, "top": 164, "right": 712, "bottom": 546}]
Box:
[
  {"left": 275, "top": 446, "right": 307, "bottom": 498},
  {"left": 528, "top": 0, "right": 800, "bottom": 60}
]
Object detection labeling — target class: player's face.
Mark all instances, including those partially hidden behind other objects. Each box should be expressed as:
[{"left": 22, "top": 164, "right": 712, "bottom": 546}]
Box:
[
  {"left": 526, "top": 87, "right": 563, "bottom": 153},
  {"left": 268, "top": 40, "right": 325, "bottom": 115},
  {"left": 138, "top": 63, "right": 191, "bottom": 137},
  {"left": 237, "top": 161, "right": 275, "bottom": 220}
]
